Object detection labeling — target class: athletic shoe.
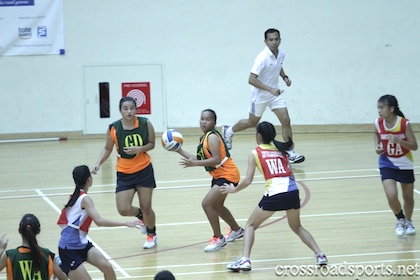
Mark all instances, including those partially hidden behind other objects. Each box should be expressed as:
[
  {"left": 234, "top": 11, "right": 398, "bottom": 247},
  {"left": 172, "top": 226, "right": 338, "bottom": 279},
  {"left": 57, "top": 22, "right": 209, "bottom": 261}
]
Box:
[
  {"left": 316, "top": 253, "right": 328, "bottom": 266},
  {"left": 405, "top": 219, "right": 416, "bottom": 235},
  {"left": 287, "top": 150, "right": 305, "bottom": 164},
  {"left": 396, "top": 218, "right": 406, "bottom": 237},
  {"left": 222, "top": 126, "right": 233, "bottom": 150},
  {"left": 204, "top": 236, "right": 227, "bottom": 252},
  {"left": 226, "top": 257, "right": 251, "bottom": 272},
  {"left": 143, "top": 234, "right": 157, "bottom": 249},
  {"left": 137, "top": 219, "right": 147, "bottom": 234},
  {"left": 225, "top": 227, "right": 244, "bottom": 242}
]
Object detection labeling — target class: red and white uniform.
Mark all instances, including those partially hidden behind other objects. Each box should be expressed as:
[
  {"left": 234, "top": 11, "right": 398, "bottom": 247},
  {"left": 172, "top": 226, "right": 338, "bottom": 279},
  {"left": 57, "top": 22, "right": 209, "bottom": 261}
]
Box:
[
  {"left": 375, "top": 116, "right": 414, "bottom": 170},
  {"left": 253, "top": 144, "right": 298, "bottom": 196},
  {"left": 57, "top": 191, "right": 93, "bottom": 250}
]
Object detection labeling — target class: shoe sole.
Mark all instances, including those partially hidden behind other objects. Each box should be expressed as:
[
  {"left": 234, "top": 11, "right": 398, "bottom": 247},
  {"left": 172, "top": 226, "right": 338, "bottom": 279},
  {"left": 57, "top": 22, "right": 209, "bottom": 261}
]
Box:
[
  {"left": 226, "top": 233, "right": 244, "bottom": 242},
  {"left": 204, "top": 241, "right": 227, "bottom": 252},
  {"left": 289, "top": 156, "right": 305, "bottom": 164},
  {"left": 143, "top": 243, "right": 157, "bottom": 249},
  {"left": 228, "top": 267, "right": 251, "bottom": 272},
  {"left": 396, "top": 230, "right": 406, "bottom": 237}
]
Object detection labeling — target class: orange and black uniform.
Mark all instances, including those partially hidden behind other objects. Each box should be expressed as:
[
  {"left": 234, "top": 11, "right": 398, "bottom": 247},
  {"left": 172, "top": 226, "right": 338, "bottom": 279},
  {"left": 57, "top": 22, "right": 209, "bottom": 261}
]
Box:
[
  {"left": 109, "top": 116, "right": 156, "bottom": 190},
  {"left": 197, "top": 129, "right": 240, "bottom": 183}
]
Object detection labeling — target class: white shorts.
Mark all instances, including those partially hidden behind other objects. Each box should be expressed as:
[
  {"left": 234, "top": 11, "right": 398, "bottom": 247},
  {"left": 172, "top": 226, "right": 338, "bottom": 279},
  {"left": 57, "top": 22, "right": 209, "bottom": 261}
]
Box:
[{"left": 249, "top": 93, "right": 287, "bottom": 117}]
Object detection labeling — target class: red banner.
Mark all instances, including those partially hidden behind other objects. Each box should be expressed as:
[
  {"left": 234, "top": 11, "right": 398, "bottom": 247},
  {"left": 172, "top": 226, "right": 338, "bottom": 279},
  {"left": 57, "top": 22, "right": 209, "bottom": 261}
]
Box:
[{"left": 121, "top": 82, "right": 151, "bottom": 114}]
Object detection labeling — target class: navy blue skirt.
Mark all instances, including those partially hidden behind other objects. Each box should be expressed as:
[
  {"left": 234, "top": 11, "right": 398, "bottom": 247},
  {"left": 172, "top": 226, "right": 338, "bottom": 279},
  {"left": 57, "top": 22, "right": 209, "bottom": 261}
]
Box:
[
  {"left": 380, "top": 167, "right": 415, "bottom": 184},
  {"left": 116, "top": 163, "right": 156, "bottom": 192},
  {"left": 258, "top": 190, "right": 300, "bottom": 211}
]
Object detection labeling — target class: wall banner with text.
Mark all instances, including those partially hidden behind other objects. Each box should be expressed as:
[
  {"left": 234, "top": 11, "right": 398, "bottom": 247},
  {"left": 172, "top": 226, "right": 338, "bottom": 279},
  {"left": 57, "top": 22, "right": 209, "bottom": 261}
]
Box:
[{"left": 0, "top": 0, "right": 64, "bottom": 56}]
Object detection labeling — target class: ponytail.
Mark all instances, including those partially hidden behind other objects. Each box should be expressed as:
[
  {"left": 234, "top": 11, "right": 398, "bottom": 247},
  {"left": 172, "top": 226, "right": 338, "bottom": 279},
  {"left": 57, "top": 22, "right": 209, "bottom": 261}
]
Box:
[
  {"left": 273, "top": 138, "right": 294, "bottom": 152},
  {"left": 65, "top": 165, "right": 91, "bottom": 208},
  {"left": 19, "top": 214, "right": 43, "bottom": 271},
  {"left": 257, "top": 121, "right": 294, "bottom": 152}
]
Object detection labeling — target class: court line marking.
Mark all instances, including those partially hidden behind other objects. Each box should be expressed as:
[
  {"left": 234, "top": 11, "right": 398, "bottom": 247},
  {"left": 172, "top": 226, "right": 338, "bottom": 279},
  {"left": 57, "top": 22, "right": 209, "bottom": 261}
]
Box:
[
  {"left": 2, "top": 175, "right": 419, "bottom": 200},
  {"left": 1, "top": 167, "right": 419, "bottom": 194},
  {"left": 34, "top": 189, "right": 130, "bottom": 278},
  {"left": 84, "top": 208, "right": 420, "bottom": 231}
]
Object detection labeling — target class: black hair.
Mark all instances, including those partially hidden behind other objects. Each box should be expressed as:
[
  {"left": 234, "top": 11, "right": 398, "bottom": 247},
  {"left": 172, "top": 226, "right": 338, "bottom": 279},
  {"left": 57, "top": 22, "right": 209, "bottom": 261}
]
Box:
[
  {"left": 19, "top": 214, "right": 43, "bottom": 271},
  {"left": 378, "top": 95, "right": 405, "bottom": 117},
  {"left": 65, "top": 165, "right": 91, "bottom": 208},
  {"left": 201, "top": 109, "right": 217, "bottom": 123},
  {"left": 265, "top": 28, "right": 280, "bottom": 39},
  {"left": 119, "top": 96, "right": 136, "bottom": 110},
  {"left": 154, "top": 270, "right": 176, "bottom": 280},
  {"left": 257, "top": 121, "right": 293, "bottom": 152}
]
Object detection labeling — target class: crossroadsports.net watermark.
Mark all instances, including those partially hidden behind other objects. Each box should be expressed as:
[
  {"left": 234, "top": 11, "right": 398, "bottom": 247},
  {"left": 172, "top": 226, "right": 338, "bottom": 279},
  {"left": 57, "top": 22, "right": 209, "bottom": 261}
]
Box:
[{"left": 275, "top": 262, "right": 420, "bottom": 279}]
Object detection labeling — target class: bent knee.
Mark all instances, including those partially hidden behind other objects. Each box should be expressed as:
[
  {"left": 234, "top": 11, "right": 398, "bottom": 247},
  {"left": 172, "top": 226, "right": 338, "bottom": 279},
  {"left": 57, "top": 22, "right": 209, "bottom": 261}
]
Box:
[
  {"left": 289, "top": 224, "right": 302, "bottom": 233},
  {"left": 117, "top": 206, "right": 133, "bottom": 216},
  {"left": 245, "top": 221, "right": 258, "bottom": 230},
  {"left": 100, "top": 262, "right": 114, "bottom": 273},
  {"left": 402, "top": 194, "right": 414, "bottom": 202},
  {"left": 202, "top": 200, "right": 210, "bottom": 210},
  {"left": 280, "top": 118, "right": 291, "bottom": 127}
]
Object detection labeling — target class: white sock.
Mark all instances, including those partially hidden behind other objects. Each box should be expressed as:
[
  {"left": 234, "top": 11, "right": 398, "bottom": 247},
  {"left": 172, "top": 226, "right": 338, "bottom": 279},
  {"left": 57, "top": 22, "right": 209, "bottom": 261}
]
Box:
[{"left": 286, "top": 149, "right": 295, "bottom": 156}]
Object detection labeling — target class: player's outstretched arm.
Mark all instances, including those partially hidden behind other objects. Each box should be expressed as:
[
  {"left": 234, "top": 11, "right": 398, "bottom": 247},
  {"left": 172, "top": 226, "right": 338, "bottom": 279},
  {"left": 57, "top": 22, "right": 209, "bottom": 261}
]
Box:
[{"left": 82, "top": 196, "right": 140, "bottom": 228}]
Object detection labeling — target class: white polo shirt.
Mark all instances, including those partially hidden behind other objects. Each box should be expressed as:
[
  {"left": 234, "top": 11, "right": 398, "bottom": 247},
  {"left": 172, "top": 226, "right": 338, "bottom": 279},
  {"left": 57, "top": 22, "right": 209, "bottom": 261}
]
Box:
[{"left": 250, "top": 46, "right": 285, "bottom": 97}]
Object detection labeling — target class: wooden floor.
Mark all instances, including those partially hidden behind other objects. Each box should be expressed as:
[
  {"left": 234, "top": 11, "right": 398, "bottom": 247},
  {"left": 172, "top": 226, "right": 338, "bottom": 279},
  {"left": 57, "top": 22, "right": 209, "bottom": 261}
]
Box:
[{"left": 0, "top": 132, "right": 419, "bottom": 280}]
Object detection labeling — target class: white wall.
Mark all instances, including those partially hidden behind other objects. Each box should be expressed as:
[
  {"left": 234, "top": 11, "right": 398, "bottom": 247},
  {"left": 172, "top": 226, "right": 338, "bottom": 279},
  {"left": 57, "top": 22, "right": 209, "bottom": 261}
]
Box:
[{"left": 1, "top": 0, "right": 419, "bottom": 134}]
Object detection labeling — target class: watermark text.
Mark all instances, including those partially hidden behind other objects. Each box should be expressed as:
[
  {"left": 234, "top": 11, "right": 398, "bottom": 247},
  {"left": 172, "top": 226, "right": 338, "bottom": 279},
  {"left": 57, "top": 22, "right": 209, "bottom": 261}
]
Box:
[{"left": 274, "top": 262, "right": 420, "bottom": 279}]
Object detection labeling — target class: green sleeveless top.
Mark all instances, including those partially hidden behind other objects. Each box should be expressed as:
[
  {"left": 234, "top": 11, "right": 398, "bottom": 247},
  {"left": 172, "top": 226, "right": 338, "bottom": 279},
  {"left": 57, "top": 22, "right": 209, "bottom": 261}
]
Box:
[
  {"left": 110, "top": 117, "right": 149, "bottom": 159},
  {"left": 6, "top": 246, "right": 53, "bottom": 280}
]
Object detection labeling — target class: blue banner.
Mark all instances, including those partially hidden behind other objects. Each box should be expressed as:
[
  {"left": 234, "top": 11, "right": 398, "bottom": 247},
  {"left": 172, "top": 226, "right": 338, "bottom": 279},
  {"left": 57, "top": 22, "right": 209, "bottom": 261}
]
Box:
[{"left": 0, "top": 0, "right": 34, "bottom": 7}]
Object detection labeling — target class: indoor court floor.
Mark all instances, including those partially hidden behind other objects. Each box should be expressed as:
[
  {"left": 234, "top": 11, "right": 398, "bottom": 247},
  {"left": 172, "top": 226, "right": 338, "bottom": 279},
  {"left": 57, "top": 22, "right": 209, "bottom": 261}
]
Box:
[{"left": 0, "top": 131, "right": 419, "bottom": 279}]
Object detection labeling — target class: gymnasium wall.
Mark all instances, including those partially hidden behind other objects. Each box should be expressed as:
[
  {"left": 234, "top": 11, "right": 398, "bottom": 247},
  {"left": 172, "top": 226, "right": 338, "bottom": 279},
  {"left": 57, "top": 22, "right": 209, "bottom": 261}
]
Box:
[{"left": 0, "top": 0, "right": 419, "bottom": 136}]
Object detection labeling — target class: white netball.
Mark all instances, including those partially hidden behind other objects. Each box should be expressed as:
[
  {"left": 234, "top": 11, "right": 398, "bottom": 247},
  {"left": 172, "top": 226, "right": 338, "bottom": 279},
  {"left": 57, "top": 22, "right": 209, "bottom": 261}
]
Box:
[{"left": 161, "top": 129, "right": 183, "bottom": 152}]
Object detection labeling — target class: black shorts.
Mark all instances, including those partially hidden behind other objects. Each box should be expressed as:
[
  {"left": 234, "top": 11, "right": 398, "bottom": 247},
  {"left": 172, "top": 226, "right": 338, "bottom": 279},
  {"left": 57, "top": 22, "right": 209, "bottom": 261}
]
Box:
[
  {"left": 116, "top": 163, "right": 156, "bottom": 192},
  {"left": 380, "top": 167, "right": 415, "bottom": 184},
  {"left": 258, "top": 190, "right": 300, "bottom": 211},
  {"left": 58, "top": 242, "right": 94, "bottom": 275},
  {"left": 211, "top": 178, "right": 238, "bottom": 188}
]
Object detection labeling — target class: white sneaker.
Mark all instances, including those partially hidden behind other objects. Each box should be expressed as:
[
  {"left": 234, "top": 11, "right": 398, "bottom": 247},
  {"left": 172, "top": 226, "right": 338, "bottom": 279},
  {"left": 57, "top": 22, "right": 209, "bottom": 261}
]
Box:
[
  {"left": 226, "top": 257, "right": 251, "bottom": 272},
  {"left": 287, "top": 150, "right": 305, "bottom": 164},
  {"left": 137, "top": 219, "right": 147, "bottom": 234},
  {"left": 405, "top": 219, "right": 416, "bottom": 235},
  {"left": 225, "top": 227, "right": 244, "bottom": 242},
  {"left": 222, "top": 126, "right": 233, "bottom": 150},
  {"left": 204, "top": 236, "right": 227, "bottom": 252},
  {"left": 143, "top": 234, "right": 157, "bottom": 249},
  {"left": 316, "top": 253, "right": 328, "bottom": 266},
  {"left": 396, "top": 218, "right": 406, "bottom": 237}
]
